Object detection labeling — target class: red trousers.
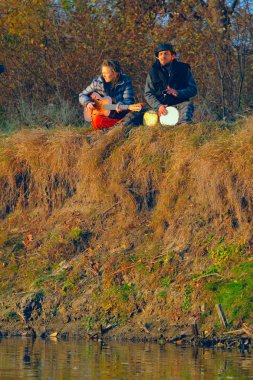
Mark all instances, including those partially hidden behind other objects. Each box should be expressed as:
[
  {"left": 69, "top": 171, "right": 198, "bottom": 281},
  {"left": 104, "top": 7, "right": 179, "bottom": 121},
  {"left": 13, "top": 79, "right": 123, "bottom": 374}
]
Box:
[{"left": 91, "top": 114, "right": 121, "bottom": 130}]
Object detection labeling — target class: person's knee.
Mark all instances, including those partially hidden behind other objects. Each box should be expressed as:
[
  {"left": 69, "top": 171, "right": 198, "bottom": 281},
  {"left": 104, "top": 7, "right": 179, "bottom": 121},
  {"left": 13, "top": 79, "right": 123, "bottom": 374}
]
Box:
[
  {"left": 177, "top": 102, "right": 194, "bottom": 124},
  {"left": 120, "top": 111, "right": 144, "bottom": 127},
  {"left": 92, "top": 114, "right": 103, "bottom": 129}
]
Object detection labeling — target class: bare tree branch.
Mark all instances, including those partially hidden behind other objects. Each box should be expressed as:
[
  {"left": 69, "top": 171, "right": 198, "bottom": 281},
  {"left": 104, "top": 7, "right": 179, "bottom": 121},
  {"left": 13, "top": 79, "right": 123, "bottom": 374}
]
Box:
[{"left": 230, "top": 0, "right": 240, "bottom": 13}]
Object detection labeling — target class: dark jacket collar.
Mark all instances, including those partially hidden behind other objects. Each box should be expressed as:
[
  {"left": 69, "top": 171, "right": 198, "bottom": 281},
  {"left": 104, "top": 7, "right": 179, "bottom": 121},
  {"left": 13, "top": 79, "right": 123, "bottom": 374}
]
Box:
[{"left": 152, "top": 58, "right": 178, "bottom": 71}]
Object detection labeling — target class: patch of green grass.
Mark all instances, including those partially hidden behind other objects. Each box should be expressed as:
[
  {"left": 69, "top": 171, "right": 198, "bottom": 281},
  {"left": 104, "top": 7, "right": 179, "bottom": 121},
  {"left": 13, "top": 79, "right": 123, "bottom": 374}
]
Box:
[
  {"left": 66, "top": 228, "right": 91, "bottom": 246},
  {"left": 126, "top": 253, "right": 137, "bottom": 263},
  {"left": 34, "top": 275, "right": 51, "bottom": 288},
  {"left": 81, "top": 316, "right": 97, "bottom": 331},
  {"left": 161, "top": 277, "right": 171, "bottom": 288},
  {"left": 189, "top": 132, "right": 212, "bottom": 148},
  {"left": 232, "top": 260, "right": 253, "bottom": 276},
  {"left": 0, "top": 108, "right": 20, "bottom": 133},
  {"left": 205, "top": 260, "right": 253, "bottom": 323},
  {"left": 156, "top": 288, "right": 167, "bottom": 299},
  {"left": 4, "top": 311, "right": 20, "bottom": 322},
  {"left": 155, "top": 277, "right": 171, "bottom": 300},
  {"left": 62, "top": 280, "right": 75, "bottom": 292},
  {"left": 136, "top": 261, "right": 149, "bottom": 274},
  {"left": 218, "top": 280, "right": 252, "bottom": 322},
  {"left": 202, "top": 233, "right": 214, "bottom": 246},
  {"left": 112, "top": 282, "right": 136, "bottom": 303},
  {"left": 56, "top": 270, "right": 67, "bottom": 282},
  {"left": 208, "top": 243, "right": 246, "bottom": 268},
  {"left": 0, "top": 100, "right": 83, "bottom": 132},
  {"left": 182, "top": 284, "right": 193, "bottom": 311},
  {"left": 41, "top": 228, "right": 91, "bottom": 263},
  {"left": 66, "top": 227, "right": 83, "bottom": 240}
]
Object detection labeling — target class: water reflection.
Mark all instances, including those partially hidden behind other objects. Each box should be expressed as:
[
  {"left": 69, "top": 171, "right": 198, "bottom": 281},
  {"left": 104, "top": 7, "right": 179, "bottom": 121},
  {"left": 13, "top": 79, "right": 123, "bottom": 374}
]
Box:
[{"left": 0, "top": 337, "right": 252, "bottom": 380}]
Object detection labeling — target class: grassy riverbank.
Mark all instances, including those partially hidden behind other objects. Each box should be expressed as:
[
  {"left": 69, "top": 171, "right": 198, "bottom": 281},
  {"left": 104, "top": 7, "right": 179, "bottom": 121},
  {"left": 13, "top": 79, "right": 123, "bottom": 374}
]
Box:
[{"left": 0, "top": 118, "right": 252, "bottom": 341}]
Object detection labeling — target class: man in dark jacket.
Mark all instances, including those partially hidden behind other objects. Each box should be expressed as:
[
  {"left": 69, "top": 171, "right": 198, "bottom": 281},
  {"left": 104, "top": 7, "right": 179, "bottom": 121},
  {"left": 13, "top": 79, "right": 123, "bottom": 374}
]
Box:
[
  {"left": 0, "top": 64, "right": 4, "bottom": 74},
  {"left": 144, "top": 43, "right": 197, "bottom": 124}
]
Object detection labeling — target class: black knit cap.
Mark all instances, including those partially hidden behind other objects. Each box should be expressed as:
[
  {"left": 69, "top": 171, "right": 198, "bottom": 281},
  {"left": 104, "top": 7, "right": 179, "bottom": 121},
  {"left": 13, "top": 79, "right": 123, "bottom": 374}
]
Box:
[{"left": 155, "top": 43, "right": 176, "bottom": 57}]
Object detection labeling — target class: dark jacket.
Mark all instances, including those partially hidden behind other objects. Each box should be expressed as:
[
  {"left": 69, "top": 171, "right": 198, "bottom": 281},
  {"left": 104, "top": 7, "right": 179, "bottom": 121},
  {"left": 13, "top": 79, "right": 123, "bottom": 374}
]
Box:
[{"left": 145, "top": 59, "right": 197, "bottom": 110}]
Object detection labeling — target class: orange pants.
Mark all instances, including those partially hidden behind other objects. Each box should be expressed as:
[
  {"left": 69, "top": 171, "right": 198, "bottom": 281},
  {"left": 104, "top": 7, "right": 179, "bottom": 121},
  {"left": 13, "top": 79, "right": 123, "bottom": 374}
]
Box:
[{"left": 91, "top": 114, "right": 121, "bottom": 130}]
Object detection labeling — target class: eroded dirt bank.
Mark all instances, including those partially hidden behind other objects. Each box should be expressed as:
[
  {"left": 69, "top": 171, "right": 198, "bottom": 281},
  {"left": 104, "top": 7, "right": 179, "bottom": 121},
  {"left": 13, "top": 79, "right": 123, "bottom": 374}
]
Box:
[{"left": 0, "top": 120, "right": 253, "bottom": 345}]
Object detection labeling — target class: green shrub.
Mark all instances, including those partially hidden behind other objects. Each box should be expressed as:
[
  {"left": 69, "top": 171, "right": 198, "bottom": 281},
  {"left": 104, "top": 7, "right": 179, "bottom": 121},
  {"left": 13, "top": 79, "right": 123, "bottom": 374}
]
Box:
[
  {"left": 209, "top": 243, "right": 245, "bottom": 268},
  {"left": 4, "top": 311, "right": 20, "bottom": 322}
]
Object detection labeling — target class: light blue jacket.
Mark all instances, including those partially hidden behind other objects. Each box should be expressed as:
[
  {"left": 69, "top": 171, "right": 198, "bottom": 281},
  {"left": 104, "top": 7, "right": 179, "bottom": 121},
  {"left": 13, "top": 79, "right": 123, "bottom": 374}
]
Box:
[{"left": 79, "top": 73, "right": 135, "bottom": 107}]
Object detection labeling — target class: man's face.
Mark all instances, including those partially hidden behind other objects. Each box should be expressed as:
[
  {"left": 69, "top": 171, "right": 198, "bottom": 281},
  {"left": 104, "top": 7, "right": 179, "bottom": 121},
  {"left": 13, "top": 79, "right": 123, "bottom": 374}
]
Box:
[{"left": 157, "top": 50, "right": 174, "bottom": 66}]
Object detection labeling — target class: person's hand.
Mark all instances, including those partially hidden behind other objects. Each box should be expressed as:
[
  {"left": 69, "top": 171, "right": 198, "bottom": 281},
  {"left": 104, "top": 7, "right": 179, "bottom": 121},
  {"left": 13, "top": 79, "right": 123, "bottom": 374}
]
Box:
[
  {"left": 166, "top": 86, "right": 178, "bottom": 97},
  {"left": 158, "top": 105, "right": 168, "bottom": 116},
  {"left": 116, "top": 102, "right": 122, "bottom": 113},
  {"left": 86, "top": 102, "right": 95, "bottom": 111}
]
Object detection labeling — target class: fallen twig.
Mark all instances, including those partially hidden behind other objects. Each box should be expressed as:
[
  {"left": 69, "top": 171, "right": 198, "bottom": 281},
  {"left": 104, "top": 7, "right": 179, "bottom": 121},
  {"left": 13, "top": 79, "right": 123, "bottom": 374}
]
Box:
[
  {"left": 99, "top": 203, "right": 119, "bottom": 221},
  {"left": 222, "top": 329, "right": 245, "bottom": 335},
  {"left": 112, "top": 253, "right": 169, "bottom": 275},
  {"left": 242, "top": 323, "right": 253, "bottom": 337},
  {"left": 193, "top": 273, "right": 224, "bottom": 281},
  {"left": 138, "top": 322, "right": 150, "bottom": 334}
]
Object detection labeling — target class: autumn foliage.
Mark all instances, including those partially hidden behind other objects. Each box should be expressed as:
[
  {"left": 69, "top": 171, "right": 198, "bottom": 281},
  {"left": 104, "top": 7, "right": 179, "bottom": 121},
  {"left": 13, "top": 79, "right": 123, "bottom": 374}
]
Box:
[{"left": 0, "top": 0, "right": 252, "bottom": 122}]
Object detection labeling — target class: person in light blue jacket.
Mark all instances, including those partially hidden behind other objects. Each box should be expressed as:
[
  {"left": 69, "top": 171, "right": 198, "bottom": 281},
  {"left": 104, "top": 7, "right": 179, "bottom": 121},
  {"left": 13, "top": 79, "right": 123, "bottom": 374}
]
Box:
[{"left": 79, "top": 59, "right": 135, "bottom": 130}]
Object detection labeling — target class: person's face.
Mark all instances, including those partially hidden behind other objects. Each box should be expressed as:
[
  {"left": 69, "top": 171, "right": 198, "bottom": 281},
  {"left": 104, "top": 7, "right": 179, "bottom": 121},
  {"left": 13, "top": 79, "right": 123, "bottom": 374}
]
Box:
[
  {"left": 157, "top": 50, "right": 174, "bottom": 66},
  {"left": 102, "top": 66, "right": 118, "bottom": 82}
]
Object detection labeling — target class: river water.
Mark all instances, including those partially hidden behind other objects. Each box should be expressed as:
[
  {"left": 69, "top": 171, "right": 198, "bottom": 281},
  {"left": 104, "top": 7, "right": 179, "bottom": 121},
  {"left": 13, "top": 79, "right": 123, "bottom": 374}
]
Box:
[{"left": 0, "top": 337, "right": 252, "bottom": 380}]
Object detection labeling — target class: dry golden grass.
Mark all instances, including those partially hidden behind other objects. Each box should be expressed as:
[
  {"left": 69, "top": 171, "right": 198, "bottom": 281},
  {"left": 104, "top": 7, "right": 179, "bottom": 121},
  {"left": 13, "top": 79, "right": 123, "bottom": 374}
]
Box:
[
  {"left": 0, "top": 128, "right": 83, "bottom": 215},
  {"left": 1, "top": 119, "right": 253, "bottom": 243}
]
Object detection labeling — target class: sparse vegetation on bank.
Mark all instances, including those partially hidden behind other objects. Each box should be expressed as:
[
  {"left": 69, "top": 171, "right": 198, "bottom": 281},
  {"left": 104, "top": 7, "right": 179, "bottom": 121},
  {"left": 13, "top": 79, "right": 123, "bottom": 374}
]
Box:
[
  {"left": 0, "top": 118, "right": 252, "bottom": 343},
  {"left": 0, "top": 100, "right": 85, "bottom": 133}
]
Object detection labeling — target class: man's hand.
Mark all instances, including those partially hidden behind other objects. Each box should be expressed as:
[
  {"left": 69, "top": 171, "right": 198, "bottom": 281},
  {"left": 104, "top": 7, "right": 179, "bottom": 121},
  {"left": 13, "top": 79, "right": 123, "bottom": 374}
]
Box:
[
  {"left": 158, "top": 105, "right": 168, "bottom": 116},
  {"left": 86, "top": 102, "right": 95, "bottom": 111},
  {"left": 166, "top": 86, "right": 178, "bottom": 97}
]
